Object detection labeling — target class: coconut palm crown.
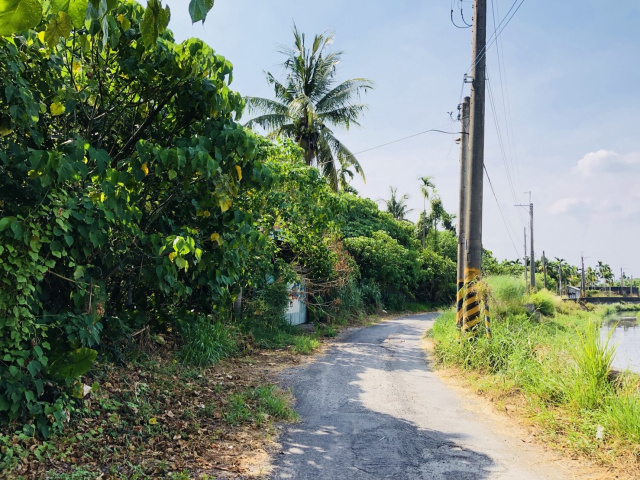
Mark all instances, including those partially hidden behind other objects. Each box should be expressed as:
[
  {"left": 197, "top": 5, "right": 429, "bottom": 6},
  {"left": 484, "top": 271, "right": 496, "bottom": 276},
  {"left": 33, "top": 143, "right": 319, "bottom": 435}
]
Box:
[{"left": 244, "top": 26, "right": 373, "bottom": 191}]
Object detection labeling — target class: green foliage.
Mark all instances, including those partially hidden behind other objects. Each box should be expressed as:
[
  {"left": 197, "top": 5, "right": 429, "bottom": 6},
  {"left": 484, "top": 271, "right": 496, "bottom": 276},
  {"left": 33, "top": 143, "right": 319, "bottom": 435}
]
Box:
[
  {"left": 179, "top": 316, "right": 238, "bottom": 366},
  {"left": 417, "top": 249, "right": 456, "bottom": 306},
  {"left": 0, "top": 0, "right": 215, "bottom": 40},
  {"left": 569, "top": 322, "right": 615, "bottom": 409},
  {"left": 0, "top": 0, "right": 43, "bottom": 36},
  {"left": 529, "top": 289, "right": 558, "bottom": 316},
  {"left": 430, "top": 285, "right": 640, "bottom": 459},
  {"left": 0, "top": 3, "right": 267, "bottom": 436},
  {"left": 337, "top": 193, "right": 416, "bottom": 249},
  {"left": 344, "top": 230, "right": 421, "bottom": 302},
  {"left": 48, "top": 347, "right": 97, "bottom": 378},
  {"left": 488, "top": 275, "right": 526, "bottom": 303},
  {"left": 224, "top": 385, "right": 297, "bottom": 426}
]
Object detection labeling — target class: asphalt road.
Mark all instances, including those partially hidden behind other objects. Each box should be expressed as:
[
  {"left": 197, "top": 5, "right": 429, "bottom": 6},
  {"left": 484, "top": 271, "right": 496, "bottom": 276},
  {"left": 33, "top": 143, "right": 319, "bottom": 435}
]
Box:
[{"left": 270, "top": 313, "right": 572, "bottom": 480}]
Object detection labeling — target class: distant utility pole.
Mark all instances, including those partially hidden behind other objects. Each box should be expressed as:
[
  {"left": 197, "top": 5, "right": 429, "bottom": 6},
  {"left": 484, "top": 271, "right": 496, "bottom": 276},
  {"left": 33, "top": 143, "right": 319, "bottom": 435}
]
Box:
[
  {"left": 621, "top": 268, "right": 625, "bottom": 294},
  {"left": 523, "top": 228, "right": 528, "bottom": 286},
  {"left": 516, "top": 192, "right": 534, "bottom": 290},
  {"left": 558, "top": 261, "right": 563, "bottom": 297},
  {"left": 581, "top": 255, "right": 586, "bottom": 298},
  {"left": 456, "top": 97, "right": 470, "bottom": 330},
  {"left": 462, "top": 0, "right": 487, "bottom": 337},
  {"left": 542, "top": 251, "right": 547, "bottom": 289}
]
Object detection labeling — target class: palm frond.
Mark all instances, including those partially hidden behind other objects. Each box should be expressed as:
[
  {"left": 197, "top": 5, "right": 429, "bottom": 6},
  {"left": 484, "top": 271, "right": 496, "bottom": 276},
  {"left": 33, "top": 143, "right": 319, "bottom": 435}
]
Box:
[
  {"left": 316, "top": 78, "right": 373, "bottom": 113},
  {"left": 245, "top": 113, "right": 292, "bottom": 133},
  {"left": 244, "top": 96, "right": 289, "bottom": 116},
  {"left": 320, "top": 104, "right": 369, "bottom": 129}
]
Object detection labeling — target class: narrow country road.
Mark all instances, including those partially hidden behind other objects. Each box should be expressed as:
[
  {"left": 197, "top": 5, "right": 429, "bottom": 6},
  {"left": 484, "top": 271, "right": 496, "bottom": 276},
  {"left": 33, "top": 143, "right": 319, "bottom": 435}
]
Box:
[{"left": 270, "top": 313, "right": 578, "bottom": 480}]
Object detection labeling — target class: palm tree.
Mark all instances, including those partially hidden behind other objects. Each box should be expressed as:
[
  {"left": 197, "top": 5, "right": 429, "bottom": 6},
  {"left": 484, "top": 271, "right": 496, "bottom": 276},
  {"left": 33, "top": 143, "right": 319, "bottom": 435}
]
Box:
[
  {"left": 383, "top": 187, "right": 412, "bottom": 221},
  {"left": 418, "top": 176, "right": 435, "bottom": 248},
  {"left": 245, "top": 26, "right": 373, "bottom": 191}
]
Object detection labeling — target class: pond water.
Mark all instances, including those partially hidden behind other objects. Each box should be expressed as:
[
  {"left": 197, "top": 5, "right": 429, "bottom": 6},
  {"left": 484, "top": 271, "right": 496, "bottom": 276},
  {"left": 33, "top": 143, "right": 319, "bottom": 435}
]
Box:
[{"left": 601, "top": 313, "right": 640, "bottom": 373}]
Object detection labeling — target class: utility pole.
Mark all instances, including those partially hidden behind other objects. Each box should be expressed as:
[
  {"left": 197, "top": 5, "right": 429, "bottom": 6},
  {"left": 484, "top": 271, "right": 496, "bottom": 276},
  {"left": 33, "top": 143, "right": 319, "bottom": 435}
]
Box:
[
  {"left": 516, "top": 192, "right": 534, "bottom": 290},
  {"left": 543, "top": 251, "right": 547, "bottom": 289},
  {"left": 462, "top": 0, "right": 487, "bottom": 337},
  {"left": 581, "top": 254, "right": 586, "bottom": 298},
  {"left": 456, "top": 97, "right": 470, "bottom": 330},
  {"left": 621, "top": 268, "right": 625, "bottom": 295},
  {"left": 529, "top": 201, "right": 535, "bottom": 290},
  {"left": 558, "top": 261, "right": 563, "bottom": 297},
  {"left": 523, "top": 228, "right": 528, "bottom": 286}
]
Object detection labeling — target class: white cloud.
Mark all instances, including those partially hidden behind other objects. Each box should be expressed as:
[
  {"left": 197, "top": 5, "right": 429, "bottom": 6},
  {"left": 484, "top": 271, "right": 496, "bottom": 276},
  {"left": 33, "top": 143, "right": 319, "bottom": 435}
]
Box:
[
  {"left": 548, "top": 197, "right": 592, "bottom": 216},
  {"left": 574, "top": 150, "right": 640, "bottom": 176}
]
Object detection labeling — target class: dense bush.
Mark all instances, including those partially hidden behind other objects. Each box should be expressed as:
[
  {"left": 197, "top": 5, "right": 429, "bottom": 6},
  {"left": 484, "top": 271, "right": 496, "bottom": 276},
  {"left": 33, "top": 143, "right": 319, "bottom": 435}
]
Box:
[
  {"left": 344, "top": 231, "right": 421, "bottom": 301},
  {"left": 0, "top": 3, "right": 272, "bottom": 436}
]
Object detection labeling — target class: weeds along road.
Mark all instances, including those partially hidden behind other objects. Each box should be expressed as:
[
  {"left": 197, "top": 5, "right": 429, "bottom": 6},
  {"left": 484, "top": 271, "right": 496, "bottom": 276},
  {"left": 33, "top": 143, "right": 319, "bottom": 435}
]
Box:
[{"left": 270, "top": 313, "right": 574, "bottom": 480}]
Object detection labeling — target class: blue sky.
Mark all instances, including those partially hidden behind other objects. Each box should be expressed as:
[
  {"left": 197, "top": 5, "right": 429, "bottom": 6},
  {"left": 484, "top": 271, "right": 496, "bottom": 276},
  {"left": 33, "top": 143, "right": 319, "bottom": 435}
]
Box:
[{"left": 164, "top": 0, "right": 640, "bottom": 279}]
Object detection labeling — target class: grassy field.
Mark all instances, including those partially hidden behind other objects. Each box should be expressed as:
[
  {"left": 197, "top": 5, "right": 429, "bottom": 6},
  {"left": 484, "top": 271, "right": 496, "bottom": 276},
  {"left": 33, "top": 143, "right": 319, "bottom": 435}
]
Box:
[{"left": 429, "top": 276, "right": 640, "bottom": 470}]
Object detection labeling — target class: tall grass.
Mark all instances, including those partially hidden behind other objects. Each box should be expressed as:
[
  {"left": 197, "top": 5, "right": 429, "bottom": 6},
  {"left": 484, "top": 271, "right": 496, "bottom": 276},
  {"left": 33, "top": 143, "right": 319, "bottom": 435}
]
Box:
[
  {"left": 569, "top": 322, "right": 616, "bottom": 409},
  {"left": 430, "top": 277, "right": 640, "bottom": 464},
  {"left": 179, "top": 316, "right": 238, "bottom": 366}
]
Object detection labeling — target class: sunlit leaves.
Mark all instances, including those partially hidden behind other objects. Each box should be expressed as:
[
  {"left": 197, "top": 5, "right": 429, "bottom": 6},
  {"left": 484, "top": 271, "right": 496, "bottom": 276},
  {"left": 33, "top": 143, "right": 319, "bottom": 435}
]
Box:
[
  {"left": 0, "top": 0, "right": 42, "bottom": 36},
  {"left": 51, "top": 0, "right": 88, "bottom": 27},
  {"left": 235, "top": 165, "right": 242, "bottom": 181},
  {"left": 50, "top": 101, "right": 65, "bottom": 116},
  {"left": 188, "top": 0, "right": 214, "bottom": 24},
  {"left": 44, "top": 10, "right": 72, "bottom": 47},
  {"left": 140, "top": 0, "right": 169, "bottom": 48}
]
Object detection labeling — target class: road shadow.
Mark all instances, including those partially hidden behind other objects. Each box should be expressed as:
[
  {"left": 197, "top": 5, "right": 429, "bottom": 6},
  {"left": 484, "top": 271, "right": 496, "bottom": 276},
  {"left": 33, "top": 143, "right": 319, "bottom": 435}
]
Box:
[{"left": 270, "top": 314, "right": 499, "bottom": 479}]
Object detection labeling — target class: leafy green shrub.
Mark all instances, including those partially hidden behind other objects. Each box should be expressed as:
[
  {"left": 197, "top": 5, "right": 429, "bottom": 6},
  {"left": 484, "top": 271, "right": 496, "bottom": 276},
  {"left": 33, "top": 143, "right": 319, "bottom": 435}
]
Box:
[
  {"left": 0, "top": 2, "right": 271, "bottom": 435},
  {"left": 530, "top": 290, "right": 558, "bottom": 316},
  {"left": 417, "top": 249, "right": 456, "bottom": 306},
  {"left": 179, "top": 316, "right": 238, "bottom": 366},
  {"left": 344, "top": 230, "right": 420, "bottom": 310}
]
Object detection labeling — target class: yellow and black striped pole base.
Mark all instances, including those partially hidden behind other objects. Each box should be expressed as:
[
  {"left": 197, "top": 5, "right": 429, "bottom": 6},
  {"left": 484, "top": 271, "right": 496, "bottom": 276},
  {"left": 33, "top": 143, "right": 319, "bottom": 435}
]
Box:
[{"left": 458, "top": 268, "right": 492, "bottom": 339}]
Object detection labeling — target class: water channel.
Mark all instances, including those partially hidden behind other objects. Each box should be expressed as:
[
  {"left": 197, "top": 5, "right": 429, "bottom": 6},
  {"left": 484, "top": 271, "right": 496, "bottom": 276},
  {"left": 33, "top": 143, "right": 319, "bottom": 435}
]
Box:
[{"left": 601, "top": 312, "right": 640, "bottom": 373}]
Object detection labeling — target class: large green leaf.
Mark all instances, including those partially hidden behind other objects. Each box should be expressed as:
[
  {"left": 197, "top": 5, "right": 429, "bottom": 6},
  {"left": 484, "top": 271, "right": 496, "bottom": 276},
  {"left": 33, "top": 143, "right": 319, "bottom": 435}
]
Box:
[
  {"left": 44, "top": 10, "right": 72, "bottom": 47},
  {"left": 51, "top": 0, "right": 89, "bottom": 27},
  {"left": 48, "top": 348, "right": 97, "bottom": 378},
  {"left": 0, "top": 0, "right": 43, "bottom": 36},
  {"left": 188, "top": 0, "right": 213, "bottom": 24},
  {"left": 140, "top": 0, "right": 169, "bottom": 48}
]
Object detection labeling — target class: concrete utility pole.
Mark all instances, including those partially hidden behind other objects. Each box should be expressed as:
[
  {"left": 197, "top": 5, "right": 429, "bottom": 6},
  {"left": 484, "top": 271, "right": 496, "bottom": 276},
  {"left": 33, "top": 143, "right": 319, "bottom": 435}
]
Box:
[
  {"left": 462, "top": 0, "right": 487, "bottom": 336},
  {"left": 621, "top": 268, "right": 625, "bottom": 294},
  {"left": 523, "top": 228, "right": 528, "bottom": 286},
  {"left": 581, "top": 255, "right": 586, "bottom": 298},
  {"left": 516, "top": 193, "right": 534, "bottom": 290},
  {"left": 529, "top": 202, "right": 535, "bottom": 289},
  {"left": 456, "top": 97, "right": 471, "bottom": 330},
  {"left": 558, "top": 261, "right": 563, "bottom": 297},
  {"left": 543, "top": 251, "right": 547, "bottom": 289}
]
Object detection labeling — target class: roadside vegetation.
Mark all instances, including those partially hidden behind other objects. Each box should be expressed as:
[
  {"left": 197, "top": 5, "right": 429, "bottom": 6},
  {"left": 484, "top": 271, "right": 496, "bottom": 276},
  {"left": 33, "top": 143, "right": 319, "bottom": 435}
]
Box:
[
  {"left": 0, "top": 2, "right": 455, "bottom": 478},
  {"left": 430, "top": 275, "right": 640, "bottom": 470}
]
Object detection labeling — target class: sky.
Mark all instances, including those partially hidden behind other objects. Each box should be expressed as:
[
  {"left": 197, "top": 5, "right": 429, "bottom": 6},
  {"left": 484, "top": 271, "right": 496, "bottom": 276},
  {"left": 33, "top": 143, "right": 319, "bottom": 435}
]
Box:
[{"left": 163, "top": 0, "right": 640, "bottom": 279}]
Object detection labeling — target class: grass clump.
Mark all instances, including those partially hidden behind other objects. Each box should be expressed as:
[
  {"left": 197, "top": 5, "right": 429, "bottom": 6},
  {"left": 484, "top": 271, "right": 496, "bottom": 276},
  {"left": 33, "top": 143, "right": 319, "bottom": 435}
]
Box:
[
  {"left": 179, "top": 315, "right": 238, "bottom": 366},
  {"left": 529, "top": 289, "right": 558, "bottom": 316},
  {"left": 224, "top": 385, "right": 298, "bottom": 426}
]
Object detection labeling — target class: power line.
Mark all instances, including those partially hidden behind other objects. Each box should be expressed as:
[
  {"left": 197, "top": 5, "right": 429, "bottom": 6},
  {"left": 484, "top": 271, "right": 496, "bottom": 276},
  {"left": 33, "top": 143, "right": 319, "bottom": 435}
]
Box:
[
  {"left": 484, "top": 164, "right": 522, "bottom": 259},
  {"left": 353, "top": 129, "right": 461, "bottom": 155},
  {"left": 467, "top": 0, "right": 528, "bottom": 74},
  {"left": 490, "top": 0, "right": 522, "bottom": 189}
]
